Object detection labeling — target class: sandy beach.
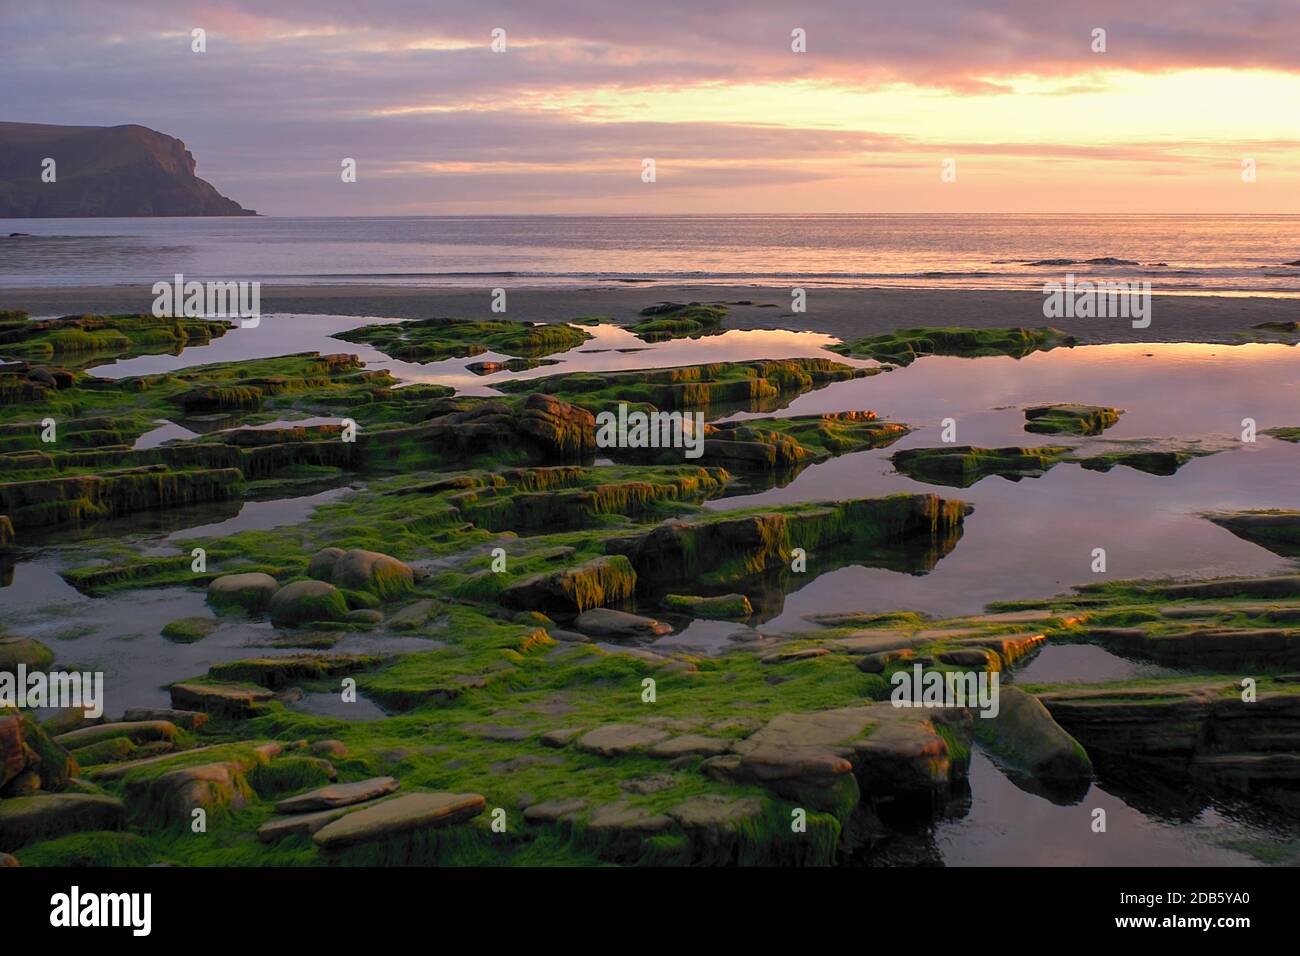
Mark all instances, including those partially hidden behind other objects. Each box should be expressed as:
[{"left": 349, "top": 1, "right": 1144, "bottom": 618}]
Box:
[{"left": 3, "top": 283, "right": 1296, "bottom": 346}]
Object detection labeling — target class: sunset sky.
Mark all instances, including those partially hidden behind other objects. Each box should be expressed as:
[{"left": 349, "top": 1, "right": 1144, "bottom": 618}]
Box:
[{"left": 3, "top": 1, "right": 1299, "bottom": 214}]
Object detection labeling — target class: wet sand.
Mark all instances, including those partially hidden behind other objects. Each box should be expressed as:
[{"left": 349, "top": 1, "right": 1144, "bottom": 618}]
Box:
[{"left": 3, "top": 282, "right": 1296, "bottom": 345}]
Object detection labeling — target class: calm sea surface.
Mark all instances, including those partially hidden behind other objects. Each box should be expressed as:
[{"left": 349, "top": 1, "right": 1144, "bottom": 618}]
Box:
[{"left": 3, "top": 214, "right": 1300, "bottom": 293}]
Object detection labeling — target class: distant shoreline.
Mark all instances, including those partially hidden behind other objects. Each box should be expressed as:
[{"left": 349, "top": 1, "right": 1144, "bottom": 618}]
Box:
[{"left": 1, "top": 282, "right": 1295, "bottom": 346}]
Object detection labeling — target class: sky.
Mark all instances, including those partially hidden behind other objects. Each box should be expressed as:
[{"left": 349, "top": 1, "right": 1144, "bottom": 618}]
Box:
[{"left": 3, "top": 0, "right": 1299, "bottom": 215}]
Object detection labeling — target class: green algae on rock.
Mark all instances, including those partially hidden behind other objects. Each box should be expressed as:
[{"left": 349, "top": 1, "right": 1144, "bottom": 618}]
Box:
[
  {"left": 0, "top": 313, "right": 233, "bottom": 364},
  {"left": 497, "top": 357, "right": 872, "bottom": 416},
  {"left": 627, "top": 302, "right": 727, "bottom": 342},
  {"left": 1206, "top": 510, "right": 1300, "bottom": 558},
  {"left": 1023, "top": 403, "right": 1122, "bottom": 436},
  {"left": 828, "top": 326, "right": 1075, "bottom": 365},
  {"left": 333, "top": 317, "right": 590, "bottom": 361},
  {"left": 892, "top": 445, "right": 1068, "bottom": 488}
]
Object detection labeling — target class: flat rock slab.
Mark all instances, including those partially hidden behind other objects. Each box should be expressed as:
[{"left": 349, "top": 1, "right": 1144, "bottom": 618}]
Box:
[
  {"left": 523, "top": 798, "right": 587, "bottom": 824},
  {"left": 669, "top": 794, "right": 765, "bottom": 830},
  {"left": 540, "top": 727, "right": 584, "bottom": 748},
  {"left": 574, "top": 607, "right": 672, "bottom": 639},
  {"left": 170, "top": 682, "right": 275, "bottom": 718},
  {"left": 829, "top": 633, "right": 932, "bottom": 655},
  {"left": 647, "top": 735, "right": 732, "bottom": 758},
  {"left": 56, "top": 720, "right": 179, "bottom": 750},
  {"left": 313, "top": 792, "right": 486, "bottom": 851},
  {"left": 761, "top": 646, "right": 830, "bottom": 664},
  {"left": 575, "top": 724, "right": 671, "bottom": 757},
  {"left": 276, "top": 776, "right": 399, "bottom": 814},
  {"left": 587, "top": 802, "right": 673, "bottom": 834},
  {"left": 121, "top": 708, "right": 208, "bottom": 731},
  {"left": 0, "top": 793, "right": 126, "bottom": 850},
  {"left": 258, "top": 799, "right": 386, "bottom": 843}
]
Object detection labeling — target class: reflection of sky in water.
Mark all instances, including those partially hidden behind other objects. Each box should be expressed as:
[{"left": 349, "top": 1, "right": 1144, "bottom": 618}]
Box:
[{"left": 936, "top": 750, "right": 1280, "bottom": 867}]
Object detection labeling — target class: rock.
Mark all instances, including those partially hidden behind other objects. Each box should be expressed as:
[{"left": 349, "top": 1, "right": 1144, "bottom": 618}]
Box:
[
  {"left": 161, "top": 616, "right": 217, "bottom": 643},
  {"left": 39, "top": 708, "right": 102, "bottom": 736},
  {"left": 0, "top": 794, "right": 126, "bottom": 850},
  {"left": 8, "top": 714, "right": 75, "bottom": 792},
  {"left": 120, "top": 708, "right": 208, "bottom": 731},
  {"left": 547, "top": 628, "right": 591, "bottom": 643},
  {"left": 124, "top": 757, "right": 264, "bottom": 823},
  {"left": 499, "top": 554, "right": 637, "bottom": 614},
  {"left": 761, "top": 646, "right": 829, "bottom": 664},
  {"left": 1024, "top": 403, "right": 1122, "bottom": 436},
  {"left": 387, "top": 598, "right": 442, "bottom": 631},
  {"left": 306, "top": 547, "right": 346, "bottom": 580},
  {"left": 206, "top": 572, "right": 279, "bottom": 611},
  {"left": 313, "top": 792, "right": 486, "bottom": 851},
  {"left": 0, "top": 852, "right": 16, "bottom": 867},
  {"left": 268, "top": 580, "right": 350, "bottom": 626},
  {"left": 327, "top": 549, "right": 414, "bottom": 600},
  {"left": 540, "top": 727, "right": 584, "bottom": 748},
  {"left": 1, "top": 768, "right": 41, "bottom": 797},
  {"left": 64, "top": 737, "right": 136, "bottom": 768},
  {"left": 258, "top": 799, "right": 385, "bottom": 843},
  {"left": 0, "top": 714, "right": 29, "bottom": 790},
  {"left": 310, "top": 739, "right": 347, "bottom": 758},
  {"left": 857, "top": 648, "right": 915, "bottom": 673},
  {"left": 647, "top": 735, "right": 731, "bottom": 758},
  {"left": 169, "top": 682, "right": 275, "bottom": 718},
  {"left": 669, "top": 794, "right": 765, "bottom": 830},
  {"left": 0, "top": 635, "right": 54, "bottom": 674},
  {"left": 978, "top": 687, "right": 1093, "bottom": 790},
  {"left": 587, "top": 802, "right": 673, "bottom": 834},
  {"left": 346, "top": 609, "right": 384, "bottom": 625},
  {"left": 937, "top": 648, "right": 999, "bottom": 668},
  {"left": 573, "top": 607, "right": 671, "bottom": 639},
  {"left": 275, "top": 776, "right": 400, "bottom": 814},
  {"left": 575, "top": 724, "right": 671, "bottom": 757},
  {"left": 55, "top": 720, "right": 179, "bottom": 750},
  {"left": 523, "top": 798, "right": 587, "bottom": 824},
  {"left": 662, "top": 593, "right": 753, "bottom": 620}
]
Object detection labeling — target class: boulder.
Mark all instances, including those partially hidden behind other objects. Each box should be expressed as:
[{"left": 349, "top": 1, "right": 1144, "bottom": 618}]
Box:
[
  {"left": 327, "top": 549, "right": 414, "bottom": 600},
  {"left": 498, "top": 554, "right": 636, "bottom": 614},
  {"left": 0, "top": 635, "right": 54, "bottom": 674},
  {"left": 0, "top": 714, "right": 29, "bottom": 790},
  {"left": 979, "top": 687, "right": 1093, "bottom": 790},
  {"left": 207, "top": 572, "right": 279, "bottom": 611},
  {"left": 0, "top": 794, "right": 126, "bottom": 850},
  {"left": 573, "top": 607, "right": 671, "bottom": 639},
  {"left": 124, "top": 760, "right": 255, "bottom": 823},
  {"left": 268, "top": 580, "right": 350, "bottom": 626},
  {"left": 662, "top": 593, "right": 753, "bottom": 620},
  {"left": 387, "top": 599, "right": 443, "bottom": 631},
  {"left": 313, "top": 792, "right": 486, "bottom": 852},
  {"left": 306, "top": 547, "right": 346, "bottom": 580},
  {"left": 310, "top": 739, "right": 347, "bottom": 758}
]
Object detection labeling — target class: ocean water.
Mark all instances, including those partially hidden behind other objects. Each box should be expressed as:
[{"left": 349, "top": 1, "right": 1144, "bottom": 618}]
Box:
[{"left": 3, "top": 214, "right": 1300, "bottom": 293}]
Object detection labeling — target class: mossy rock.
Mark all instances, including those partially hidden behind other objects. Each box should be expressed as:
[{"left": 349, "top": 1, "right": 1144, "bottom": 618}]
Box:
[
  {"left": 161, "top": 616, "right": 217, "bottom": 643},
  {"left": 1024, "top": 403, "right": 1122, "bottom": 436},
  {"left": 663, "top": 593, "right": 753, "bottom": 619},
  {"left": 15, "top": 830, "right": 154, "bottom": 867},
  {"left": 268, "top": 580, "right": 350, "bottom": 626},
  {"left": 207, "top": 572, "right": 279, "bottom": 612},
  {"left": 0, "top": 635, "right": 55, "bottom": 674}
]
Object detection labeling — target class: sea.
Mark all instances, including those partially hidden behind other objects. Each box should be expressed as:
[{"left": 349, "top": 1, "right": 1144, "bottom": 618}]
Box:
[{"left": 3, "top": 213, "right": 1300, "bottom": 294}]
